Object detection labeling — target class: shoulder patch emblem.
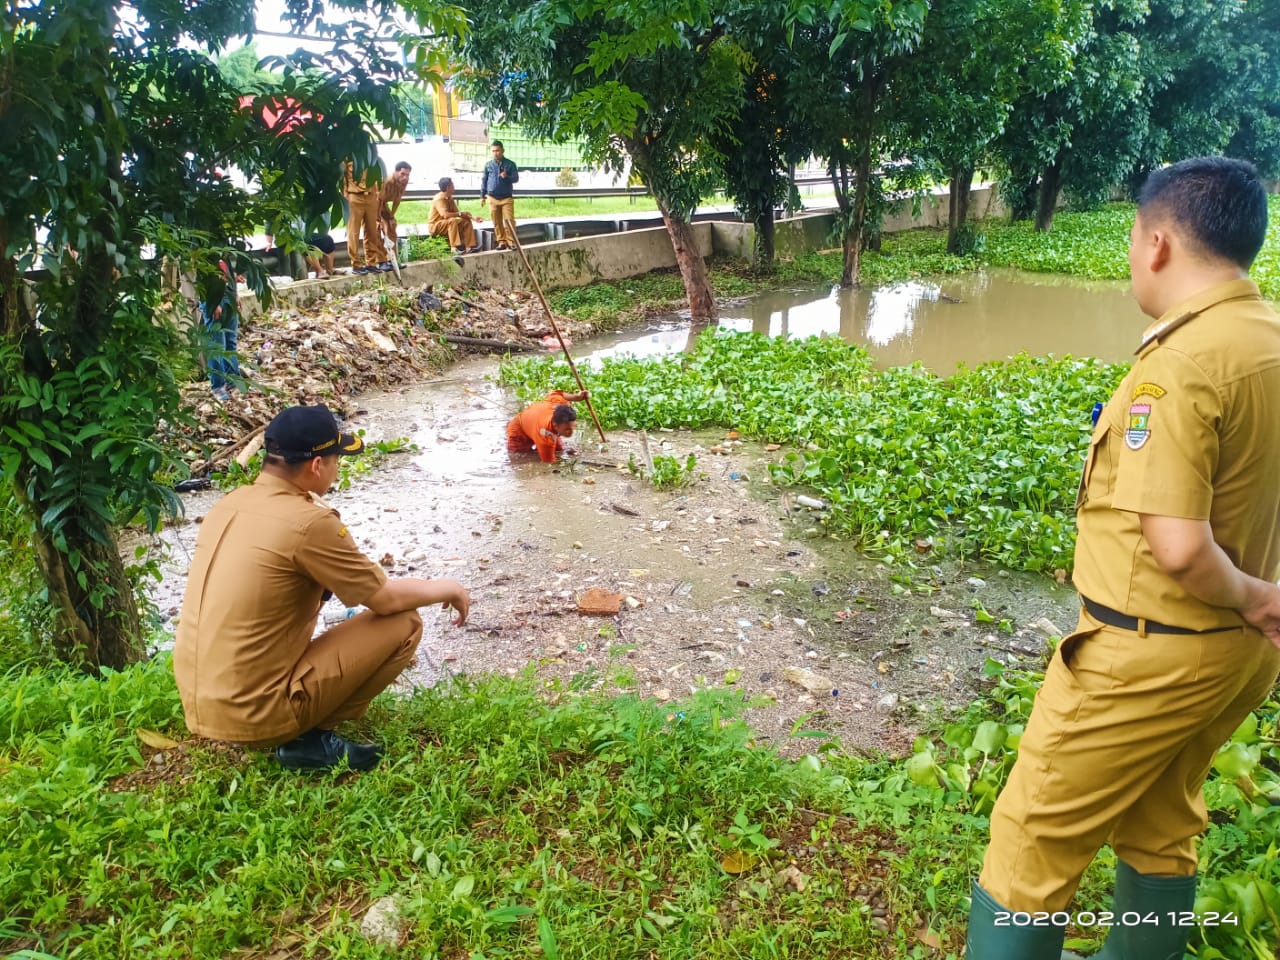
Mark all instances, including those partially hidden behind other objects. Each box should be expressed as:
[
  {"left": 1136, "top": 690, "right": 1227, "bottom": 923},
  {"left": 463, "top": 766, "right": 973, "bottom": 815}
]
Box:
[
  {"left": 337, "top": 526, "right": 347, "bottom": 538},
  {"left": 1126, "top": 403, "right": 1152, "bottom": 450},
  {"left": 1132, "top": 382, "right": 1166, "bottom": 400}
]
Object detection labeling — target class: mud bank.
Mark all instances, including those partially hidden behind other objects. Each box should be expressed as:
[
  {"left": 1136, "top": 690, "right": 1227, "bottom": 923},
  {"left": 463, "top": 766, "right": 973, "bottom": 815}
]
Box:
[{"left": 147, "top": 351, "right": 1080, "bottom": 755}]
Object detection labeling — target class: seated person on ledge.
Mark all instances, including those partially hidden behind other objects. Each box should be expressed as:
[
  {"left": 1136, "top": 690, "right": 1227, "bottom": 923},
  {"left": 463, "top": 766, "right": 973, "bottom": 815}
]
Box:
[
  {"left": 506, "top": 389, "right": 590, "bottom": 463},
  {"left": 428, "top": 176, "right": 481, "bottom": 254},
  {"left": 172, "top": 404, "right": 471, "bottom": 772}
]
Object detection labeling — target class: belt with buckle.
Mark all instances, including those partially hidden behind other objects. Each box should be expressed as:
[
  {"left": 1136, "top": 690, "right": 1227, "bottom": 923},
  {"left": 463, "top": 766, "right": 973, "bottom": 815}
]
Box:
[{"left": 1081, "top": 596, "right": 1237, "bottom": 636}]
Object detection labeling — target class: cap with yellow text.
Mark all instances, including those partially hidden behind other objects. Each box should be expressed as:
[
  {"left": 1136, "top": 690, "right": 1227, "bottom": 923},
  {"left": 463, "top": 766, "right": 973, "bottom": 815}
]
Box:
[{"left": 264, "top": 404, "right": 364, "bottom": 463}]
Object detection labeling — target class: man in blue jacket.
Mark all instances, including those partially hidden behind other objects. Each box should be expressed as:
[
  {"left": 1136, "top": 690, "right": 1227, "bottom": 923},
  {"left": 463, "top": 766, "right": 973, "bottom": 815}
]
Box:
[{"left": 480, "top": 140, "right": 519, "bottom": 250}]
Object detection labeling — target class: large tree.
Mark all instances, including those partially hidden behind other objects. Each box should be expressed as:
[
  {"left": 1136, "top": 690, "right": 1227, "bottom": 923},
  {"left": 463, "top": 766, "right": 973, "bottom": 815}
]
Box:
[
  {"left": 454, "top": 0, "right": 757, "bottom": 321},
  {"left": 994, "top": 0, "right": 1149, "bottom": 229},
  {"left": 0, "top": 0, "right": 462, "bottom": 671},
  {"left": 785, "top": 0, "right": 928, "bottom": 287},
  {"left": 712, "top": 12, "right": 806, "bottom": 273},
  {"left": 894, "top": 0, "right": 1088, "bottom": 252},
  {"left": 1134, "top": 0, "right": 1280, "bottom": 187}
]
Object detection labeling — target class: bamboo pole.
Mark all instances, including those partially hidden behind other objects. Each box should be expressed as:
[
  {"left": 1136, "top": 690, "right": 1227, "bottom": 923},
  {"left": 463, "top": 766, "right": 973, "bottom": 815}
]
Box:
[{"left": 505, "top": 217, "right": 607, "bottom": 444}]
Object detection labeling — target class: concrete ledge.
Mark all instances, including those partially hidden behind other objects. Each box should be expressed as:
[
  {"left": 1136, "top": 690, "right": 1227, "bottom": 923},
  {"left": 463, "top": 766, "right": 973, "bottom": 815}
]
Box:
[
  {"left": 242, "top": 222, "right": 713, "bottom": 318},
  {"left": 248, "top": 184, "right": 1004, "bottom": 316}
]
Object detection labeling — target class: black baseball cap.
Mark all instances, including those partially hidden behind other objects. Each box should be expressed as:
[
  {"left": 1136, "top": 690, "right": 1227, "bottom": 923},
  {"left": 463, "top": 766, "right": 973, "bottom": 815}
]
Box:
[{"left": 264, "top": 404, "right": 364, "bottom": 462}]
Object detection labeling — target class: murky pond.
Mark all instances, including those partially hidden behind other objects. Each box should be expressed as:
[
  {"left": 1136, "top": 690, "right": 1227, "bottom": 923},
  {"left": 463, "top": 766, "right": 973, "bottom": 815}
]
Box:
[
  {"left": 149, "top": 269, "right": 1110, "bottom": 750},
  {"left": 589, "top": 270, "right": 1144, "bottom": 371}
]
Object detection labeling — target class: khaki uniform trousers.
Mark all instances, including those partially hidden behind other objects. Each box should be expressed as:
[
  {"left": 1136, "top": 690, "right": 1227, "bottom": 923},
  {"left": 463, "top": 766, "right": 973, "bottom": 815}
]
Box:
[
  {"left": 980, "top": 607, "right": 1280, "bottom": 912},
  {"left": 346, "top": 191, "right": 387, "bottom": 268},
  {"left": 489, "top": 198, "right": 515, "bottom": 246},
  {"left": 430, "top": 216, "right": 477, "bottom": 250},
  {"left": 254, "top": 609, "right": 422, "bottom": 747}
]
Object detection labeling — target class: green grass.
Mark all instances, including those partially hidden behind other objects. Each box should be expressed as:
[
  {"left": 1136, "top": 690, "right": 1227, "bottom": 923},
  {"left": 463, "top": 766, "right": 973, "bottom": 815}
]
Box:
[
  {"left": 3, "top": 650, "right": 1275, "bottom": 958},
  {"left": 503, "top": 332, "right": 1123, "bottom": 574},
  {"left": 393, "top": 195, "right": 665, "bottom": 225}
]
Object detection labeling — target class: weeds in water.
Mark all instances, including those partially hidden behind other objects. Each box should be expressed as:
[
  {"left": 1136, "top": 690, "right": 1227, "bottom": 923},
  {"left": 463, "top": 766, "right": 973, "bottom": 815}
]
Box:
[
  {"left": 214, "top": 434, "right": 417, "bottom": 492},
  {"left": 504, "top": 332, "right": 1123, "bottom": 573}
]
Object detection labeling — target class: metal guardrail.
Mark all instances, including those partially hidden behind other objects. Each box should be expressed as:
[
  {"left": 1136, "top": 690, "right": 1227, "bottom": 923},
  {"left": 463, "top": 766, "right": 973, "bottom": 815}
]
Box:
[{"left": 400, "top": 174, "right": 833, "bottom": 204}]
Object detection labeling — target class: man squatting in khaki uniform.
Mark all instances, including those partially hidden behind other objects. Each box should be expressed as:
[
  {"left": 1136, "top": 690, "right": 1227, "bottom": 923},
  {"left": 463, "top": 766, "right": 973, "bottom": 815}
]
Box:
[
  {"left": 966, "top": 157, "right": 1280, "bottom": 959},
  {"left": 173, "top": 405, "right": 470, "bottom": 771}
]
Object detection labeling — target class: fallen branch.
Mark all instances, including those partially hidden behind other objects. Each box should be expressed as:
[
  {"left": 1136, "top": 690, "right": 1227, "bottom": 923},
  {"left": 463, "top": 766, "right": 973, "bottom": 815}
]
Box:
[
  {"left": 190, "top": 424, "right": 266, "bottom": 476},
  {"left": 439, "top": 334, "right": 542, "bottom": 353}
]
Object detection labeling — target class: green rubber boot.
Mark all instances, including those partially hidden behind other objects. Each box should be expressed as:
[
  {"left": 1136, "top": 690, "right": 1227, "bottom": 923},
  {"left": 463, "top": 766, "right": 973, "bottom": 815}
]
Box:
[
  {"left": 965, "top": 881, "right": 1067, "bottom": 960},
  {"left": 1092, "top": 861, "right": 1196, "bottom": 960}
]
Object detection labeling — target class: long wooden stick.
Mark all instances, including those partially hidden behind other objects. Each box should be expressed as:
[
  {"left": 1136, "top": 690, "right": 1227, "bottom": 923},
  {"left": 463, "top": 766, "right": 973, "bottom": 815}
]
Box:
[{"left": 506, "top": 218, "right": 607, "bottom": 443}]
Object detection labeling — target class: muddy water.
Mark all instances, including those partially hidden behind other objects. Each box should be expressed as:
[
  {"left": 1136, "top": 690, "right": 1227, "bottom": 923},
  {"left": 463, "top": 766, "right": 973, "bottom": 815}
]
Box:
[
  {"left": 145, "top": 272, "right": 1115, "bottom": 748},
  {"left": 588, "top": 270, "right": 1144, "bottom": 371}
]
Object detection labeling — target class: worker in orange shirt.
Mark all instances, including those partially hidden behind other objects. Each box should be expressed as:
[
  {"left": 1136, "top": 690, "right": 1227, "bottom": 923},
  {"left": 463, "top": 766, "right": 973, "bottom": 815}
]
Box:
[{"left": 506, "top": 389, "right": 590, "bottom": 462}]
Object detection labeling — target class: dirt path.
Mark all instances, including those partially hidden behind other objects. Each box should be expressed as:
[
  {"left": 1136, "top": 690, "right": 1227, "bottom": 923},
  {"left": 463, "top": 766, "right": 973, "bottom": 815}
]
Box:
[{"left": 146, "top": 348, "right": 1081, "bottom": 756}]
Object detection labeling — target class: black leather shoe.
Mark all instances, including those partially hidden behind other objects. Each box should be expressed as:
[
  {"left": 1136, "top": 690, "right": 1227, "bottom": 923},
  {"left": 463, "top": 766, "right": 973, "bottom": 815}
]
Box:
[
  {"left": 377, "top": 261, "right": 394, "bottom": 272},
  {"left": 275, "top": 729, "right": 383, "bottom": 771}
]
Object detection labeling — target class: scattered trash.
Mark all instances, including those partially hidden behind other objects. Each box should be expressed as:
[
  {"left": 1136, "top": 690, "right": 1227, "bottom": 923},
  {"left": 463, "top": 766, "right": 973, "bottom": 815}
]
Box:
[
  {"left": 811, "top": 581, "right": 830, "bottom": 597},
  {"left": 773, "top": 865, "right": 808, "bottom": 892},
  {"left": 360, "top": 895, "right": 405, "bottom": 947},
  {"left": 929, "top": 606, "right": 961, "bottom": 619},
  {"left": 875, "top": 693, "right": 900, "bottom": 714},
  {"left": 1030, "top": 616, "right": 1064, "bottom": 637},
  {"left": 783, "top": 666, "right": 836, "bottom": 696},
  {"left": 966, "top": 577, "right": 987, "bottom": 589},
  {"left": 795, "top": 495, "right": 828, "bottom": 510}
]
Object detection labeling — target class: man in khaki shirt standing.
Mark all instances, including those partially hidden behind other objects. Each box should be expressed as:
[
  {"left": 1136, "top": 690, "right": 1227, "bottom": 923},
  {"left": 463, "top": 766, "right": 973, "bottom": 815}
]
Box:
[
  {"left": 173, "top": 404, "right": 470, "bottom": 771},
  {"left": 344, "top": 160, "right": 391, "bottom": 275},
  {"left": 967, "top": 157, "right": 1280, "bottom": 959}
]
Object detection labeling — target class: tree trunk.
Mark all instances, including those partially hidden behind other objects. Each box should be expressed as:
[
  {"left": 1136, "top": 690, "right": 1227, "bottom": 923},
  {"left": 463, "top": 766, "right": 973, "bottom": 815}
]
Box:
[
  {"left": 843, "top": 147, "right": 873, "bottom": 289},
  {"left": 13, "top": 482, "right": 144, "bottom": 672},
  {"left": 1007, "top": 179, "right": 1037, "bottom": 222},
  {"left": 946, "top": 165, "right": 975, "bottom": 255},
  {"left": 1035, "top": 162, "right": 1063, "bottom": 232},
  {"left": 661, "top": 210, "right": 717, "bottom": 322},
  {"left": 753, "top": 207, "right": 775, "bottom": 274}
]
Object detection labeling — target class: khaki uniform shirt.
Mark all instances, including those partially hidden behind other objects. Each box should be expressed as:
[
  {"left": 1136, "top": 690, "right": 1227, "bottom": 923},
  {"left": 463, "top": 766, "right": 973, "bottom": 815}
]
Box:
[
  {"left": 343, "top": 161, "right": 378, "bottom": 197},
  {"left": 172, "top": 472, "right": 388, "bottom": 741},
  {"left": 380, "top": 177, "right": 407, "bottom": 211},
  {"left": 428, "top": 191, "right": 463, "bottom": 233},
  {"left": 1074, "top": 279, "right": 1280, "bottom": 629}
]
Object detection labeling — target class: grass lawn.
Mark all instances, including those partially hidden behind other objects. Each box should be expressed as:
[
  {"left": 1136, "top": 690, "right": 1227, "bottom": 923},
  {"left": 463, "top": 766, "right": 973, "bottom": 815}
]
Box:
[{"left": 3, "top": 651, "right": 1274, "bottom": 959}]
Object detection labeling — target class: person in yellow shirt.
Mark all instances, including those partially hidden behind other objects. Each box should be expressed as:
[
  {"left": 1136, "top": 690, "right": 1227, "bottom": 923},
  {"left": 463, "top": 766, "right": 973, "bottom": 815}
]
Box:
[
  {"left": 172, "top": 404, "right": 471, "bottom": 771},
  {"left": 379, "top": 160, "right": 412, "bottom": 254},
  {"left": 343, "top": 160, "right": 391, "bottom": 275},
  {"left": 428, "top": 177, "right": 481, "bottom": 254},
  {"left": 966, "top": 156, "right": 1280, "bottom": 959}
]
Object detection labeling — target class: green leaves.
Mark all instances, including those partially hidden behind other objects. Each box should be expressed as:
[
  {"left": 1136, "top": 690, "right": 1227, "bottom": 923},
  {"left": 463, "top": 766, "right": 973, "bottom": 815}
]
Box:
[{"left": 503, "top": 328, "right": 1123, "bottom": 572}]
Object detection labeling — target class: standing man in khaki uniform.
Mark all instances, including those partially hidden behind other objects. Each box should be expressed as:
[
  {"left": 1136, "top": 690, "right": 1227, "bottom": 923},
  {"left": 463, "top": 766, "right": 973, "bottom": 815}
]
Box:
[
  {"left": 344, "top": 160, "right": 391, "bottom": 275},
  {"left": 172, "top": 404, "right": 470, "bottom": 771},
  {"left": 480, "top": 140, "right": 519, "bottom": 250},
  {"left": 967, "top": 157, "right": 1280, "bottom": 959}
]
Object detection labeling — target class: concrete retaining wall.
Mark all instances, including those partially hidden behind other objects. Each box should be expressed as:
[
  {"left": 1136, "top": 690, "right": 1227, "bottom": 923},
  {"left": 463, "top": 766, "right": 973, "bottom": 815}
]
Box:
[
  {"left": 242, "top": 222, "right": 714, "bottom": 318},
  {"left": 250, "top": 184, "right": 1005, "bottom": 316},
  {"left": 710, "top": 184, "right": 1008, "bottom": 260}
]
